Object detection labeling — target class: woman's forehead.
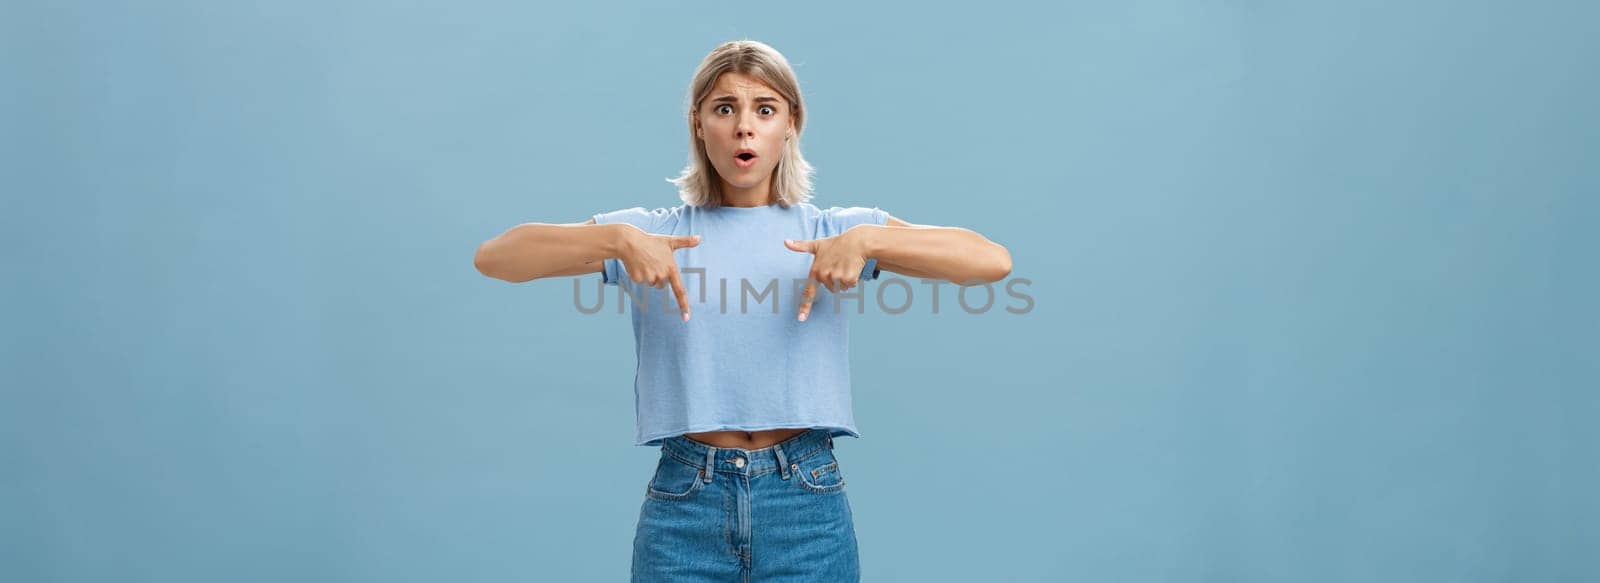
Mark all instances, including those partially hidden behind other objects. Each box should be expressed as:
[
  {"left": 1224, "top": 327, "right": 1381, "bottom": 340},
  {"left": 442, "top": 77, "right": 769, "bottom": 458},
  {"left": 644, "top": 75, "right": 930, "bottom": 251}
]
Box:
[{"left": 708, "top": 72, "right": 780, "bottom": 100}]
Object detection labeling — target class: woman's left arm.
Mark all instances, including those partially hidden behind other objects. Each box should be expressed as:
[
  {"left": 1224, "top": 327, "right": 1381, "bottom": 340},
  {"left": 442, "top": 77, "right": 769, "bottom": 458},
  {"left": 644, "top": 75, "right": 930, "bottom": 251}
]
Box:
[
  {"left": 784, "top": 214, "right": 1012, "bottom": 322},
  {"left": 854, "top": 215, "right": 1012, "bottom": 284}
]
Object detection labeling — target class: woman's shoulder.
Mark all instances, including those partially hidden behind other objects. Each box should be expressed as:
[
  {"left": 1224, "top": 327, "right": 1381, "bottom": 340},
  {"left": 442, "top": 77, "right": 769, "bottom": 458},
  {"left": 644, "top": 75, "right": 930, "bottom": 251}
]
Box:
[
  {"left": 811, "top": 202, "right": 888, "bottom": 228},
  {"left": 593, "top": 203, "right": 690, "bottom": 233}
]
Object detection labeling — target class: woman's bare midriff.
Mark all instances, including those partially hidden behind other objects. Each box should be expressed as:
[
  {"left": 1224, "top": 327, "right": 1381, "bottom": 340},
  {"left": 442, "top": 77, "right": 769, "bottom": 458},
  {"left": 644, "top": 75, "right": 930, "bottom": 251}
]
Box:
[{"left": 683, "top": 428, "right": 810, "bottom": 449}]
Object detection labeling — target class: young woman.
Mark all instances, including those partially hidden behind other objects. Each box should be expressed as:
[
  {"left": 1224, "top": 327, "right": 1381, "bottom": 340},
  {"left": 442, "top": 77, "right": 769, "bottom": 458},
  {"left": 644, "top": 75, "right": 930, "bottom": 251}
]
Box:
[{"left": 474, "top": 40, "right": 1010, "bottom": 582}]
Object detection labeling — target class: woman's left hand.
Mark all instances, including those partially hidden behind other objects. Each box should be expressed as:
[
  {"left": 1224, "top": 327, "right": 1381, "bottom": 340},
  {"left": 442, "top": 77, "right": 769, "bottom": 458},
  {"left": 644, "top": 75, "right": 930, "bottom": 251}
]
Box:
[{"left": 784, "top": 230, "right": 871, "bottom": 322}]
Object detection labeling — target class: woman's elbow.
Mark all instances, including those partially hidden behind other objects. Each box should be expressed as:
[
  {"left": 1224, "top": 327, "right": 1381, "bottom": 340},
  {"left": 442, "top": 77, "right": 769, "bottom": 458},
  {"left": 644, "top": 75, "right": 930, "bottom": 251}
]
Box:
[
  {"left": 983, "top": 245, "right": 1012, "bottom": 283},
  {"left": 474, "top": 241, "right": 507, "bottom": 280}
]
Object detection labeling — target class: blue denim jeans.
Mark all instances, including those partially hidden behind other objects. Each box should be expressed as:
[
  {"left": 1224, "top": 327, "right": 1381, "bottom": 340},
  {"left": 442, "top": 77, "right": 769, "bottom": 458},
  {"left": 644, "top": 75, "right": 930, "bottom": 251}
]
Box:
[{"left": 631, "top": 428, "right": 859, "bottom": 582}]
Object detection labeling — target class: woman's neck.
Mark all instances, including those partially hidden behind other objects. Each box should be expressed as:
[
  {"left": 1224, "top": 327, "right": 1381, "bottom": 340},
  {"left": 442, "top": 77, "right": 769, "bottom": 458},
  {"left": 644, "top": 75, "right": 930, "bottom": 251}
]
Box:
[{"left": 720, "top": 179, "right": 774, "bottom": 208}]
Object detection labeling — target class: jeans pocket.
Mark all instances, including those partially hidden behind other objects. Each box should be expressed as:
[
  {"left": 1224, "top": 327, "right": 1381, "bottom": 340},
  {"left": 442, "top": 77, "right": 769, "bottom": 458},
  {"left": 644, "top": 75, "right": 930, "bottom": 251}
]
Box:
[
  {"left": 794, "top": 450, "right": 847, "bottom": 494},
  {"left": 645, "top": 454, "right": 706, "bottom": 501}
]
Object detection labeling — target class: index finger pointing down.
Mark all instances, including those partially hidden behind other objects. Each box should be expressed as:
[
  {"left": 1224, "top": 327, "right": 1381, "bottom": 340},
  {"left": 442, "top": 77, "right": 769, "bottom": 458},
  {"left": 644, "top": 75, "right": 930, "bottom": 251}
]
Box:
[{"left": 668, "top": 269, "right": 691, "bottom": 322}]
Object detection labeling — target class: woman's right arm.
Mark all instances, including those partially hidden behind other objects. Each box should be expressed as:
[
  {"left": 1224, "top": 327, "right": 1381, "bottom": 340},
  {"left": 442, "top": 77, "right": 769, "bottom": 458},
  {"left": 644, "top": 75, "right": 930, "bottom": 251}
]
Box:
[
  {"left": 474, "top": 219, "right": 703, "bottom": 320},
  {"left": 473, "top": 218, "right": 625, "bottom": 283},
  {"left": 473, "top": 214, "right": 700, "bottom": 297},
  {"left": 475, "top": 217, "right": 702, "bottom": 319}
]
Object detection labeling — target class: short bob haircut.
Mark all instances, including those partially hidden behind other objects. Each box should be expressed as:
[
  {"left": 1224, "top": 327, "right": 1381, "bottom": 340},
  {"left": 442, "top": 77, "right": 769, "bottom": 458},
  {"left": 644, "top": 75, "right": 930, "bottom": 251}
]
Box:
[{"left": 668, "top": 40, "right": 814, "bottom": 209}]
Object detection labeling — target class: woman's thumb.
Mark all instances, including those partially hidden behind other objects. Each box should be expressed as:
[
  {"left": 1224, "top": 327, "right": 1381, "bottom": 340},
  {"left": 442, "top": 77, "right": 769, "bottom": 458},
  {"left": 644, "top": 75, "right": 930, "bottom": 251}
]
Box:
[{"left": 671, "top": 234, "right": 702, "bottom": 248}]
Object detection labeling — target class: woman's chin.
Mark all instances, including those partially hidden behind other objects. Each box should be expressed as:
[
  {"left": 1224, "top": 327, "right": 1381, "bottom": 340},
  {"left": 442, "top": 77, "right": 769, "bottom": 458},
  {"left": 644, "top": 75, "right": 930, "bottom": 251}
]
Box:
[{"left": 721, "top": 173, "right": 767, "bottom": 190}]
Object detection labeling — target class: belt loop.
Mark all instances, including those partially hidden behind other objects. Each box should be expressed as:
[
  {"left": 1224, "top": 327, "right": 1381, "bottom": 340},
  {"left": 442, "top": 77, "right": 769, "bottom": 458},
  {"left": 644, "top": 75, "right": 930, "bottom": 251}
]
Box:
[
  {"left": 774, "top": 443, "right": 790, "bottom": 480},
  {"left": 702, "top": 445, "right": 716, "bottom": 483}
]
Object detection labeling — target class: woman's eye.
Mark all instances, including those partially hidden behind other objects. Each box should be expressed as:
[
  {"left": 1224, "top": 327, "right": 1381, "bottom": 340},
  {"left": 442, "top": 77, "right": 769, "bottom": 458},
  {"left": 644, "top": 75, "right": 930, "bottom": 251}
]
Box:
[
  {"left": 759, "top": 106, "right": 775, "bottom": 115},
  {"left": 715, "top": 105, "right": 732, "bottom": 115}
]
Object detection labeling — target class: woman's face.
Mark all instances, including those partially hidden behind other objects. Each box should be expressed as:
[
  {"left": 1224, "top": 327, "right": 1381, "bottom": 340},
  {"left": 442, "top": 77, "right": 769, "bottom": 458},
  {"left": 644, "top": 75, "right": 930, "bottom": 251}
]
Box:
[{"left": 695, "top": 72, "right": 795, "bottom": 196}]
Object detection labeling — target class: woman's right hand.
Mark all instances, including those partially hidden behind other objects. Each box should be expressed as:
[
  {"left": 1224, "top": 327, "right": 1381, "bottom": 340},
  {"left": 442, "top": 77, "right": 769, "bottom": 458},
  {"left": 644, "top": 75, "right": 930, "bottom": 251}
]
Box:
[{"left": 616, "top": 227, "right": 702, "bottom": 321}]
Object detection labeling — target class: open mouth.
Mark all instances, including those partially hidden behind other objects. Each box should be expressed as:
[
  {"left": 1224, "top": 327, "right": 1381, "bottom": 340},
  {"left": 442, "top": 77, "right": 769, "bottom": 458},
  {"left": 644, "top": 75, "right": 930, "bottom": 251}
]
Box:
[{"left": 733, "top": 150, "right": 758, "bottom": 168}]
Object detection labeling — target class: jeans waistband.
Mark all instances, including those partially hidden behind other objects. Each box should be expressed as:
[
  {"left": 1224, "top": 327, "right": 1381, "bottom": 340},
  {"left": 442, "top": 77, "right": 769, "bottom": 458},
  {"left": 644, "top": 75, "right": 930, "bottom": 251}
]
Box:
[{"left": 659, "top": 428, "right": 834, "bottom": 482}]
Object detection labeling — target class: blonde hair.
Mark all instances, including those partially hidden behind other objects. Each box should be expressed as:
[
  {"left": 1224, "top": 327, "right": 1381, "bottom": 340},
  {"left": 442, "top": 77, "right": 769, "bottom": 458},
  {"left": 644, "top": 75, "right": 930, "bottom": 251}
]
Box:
[{"left": 667, "top": 40, "right": 814, "bottom": 208}]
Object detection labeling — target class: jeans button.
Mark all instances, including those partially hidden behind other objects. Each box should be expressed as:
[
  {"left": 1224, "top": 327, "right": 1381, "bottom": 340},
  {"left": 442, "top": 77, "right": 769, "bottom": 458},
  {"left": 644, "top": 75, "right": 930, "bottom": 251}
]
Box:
[{"left": 732, "top": 457, "right": 745, "bottom": 468}]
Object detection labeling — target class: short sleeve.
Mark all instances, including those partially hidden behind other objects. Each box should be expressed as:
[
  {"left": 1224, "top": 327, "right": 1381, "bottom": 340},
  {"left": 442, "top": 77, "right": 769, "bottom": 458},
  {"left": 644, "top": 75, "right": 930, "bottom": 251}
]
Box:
[
  {"left": 822, "top": 206, "right": 890, "bottom": 281},
  {"left": 592, "top": 206, "right": 671, "bottom": 286}
]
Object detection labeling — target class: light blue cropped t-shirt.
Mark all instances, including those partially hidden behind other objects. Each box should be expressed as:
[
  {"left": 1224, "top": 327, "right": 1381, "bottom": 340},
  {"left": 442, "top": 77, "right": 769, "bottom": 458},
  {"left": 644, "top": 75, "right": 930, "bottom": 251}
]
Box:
[{"left": 592, "top": 201, "right": 890, "bottom": 446}]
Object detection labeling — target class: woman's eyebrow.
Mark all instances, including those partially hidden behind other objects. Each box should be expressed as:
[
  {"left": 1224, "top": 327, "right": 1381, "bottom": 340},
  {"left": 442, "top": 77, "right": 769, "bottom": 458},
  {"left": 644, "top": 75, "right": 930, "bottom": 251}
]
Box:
[{"left": 709, "top": 95, "right": 782, "bottom": 104}]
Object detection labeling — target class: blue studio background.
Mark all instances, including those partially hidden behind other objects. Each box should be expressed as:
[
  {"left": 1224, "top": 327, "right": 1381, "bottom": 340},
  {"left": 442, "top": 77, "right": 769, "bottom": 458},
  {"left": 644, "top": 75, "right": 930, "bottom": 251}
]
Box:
[{"left": 3, "top": 1, "right": 1596, "bottom": 581}]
